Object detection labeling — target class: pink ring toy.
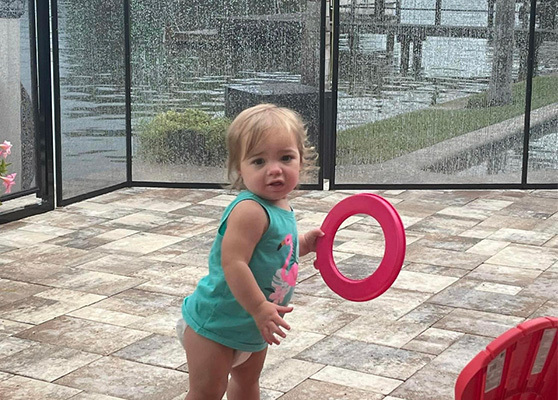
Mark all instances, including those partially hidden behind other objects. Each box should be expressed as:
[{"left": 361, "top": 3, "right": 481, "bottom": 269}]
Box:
[{"left": 314, "top": 193, "right": 406, "bottom": 302}]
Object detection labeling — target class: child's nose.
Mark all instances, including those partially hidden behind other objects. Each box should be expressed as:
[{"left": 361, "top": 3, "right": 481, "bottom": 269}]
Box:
[{"left": 267, "top": 162, "right": 282, "bottom": 175}]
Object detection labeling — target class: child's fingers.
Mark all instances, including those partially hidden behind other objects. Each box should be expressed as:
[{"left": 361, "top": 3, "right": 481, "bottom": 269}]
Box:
[{"left": 276, "top": 305, "right": 293, "bottom": 315}]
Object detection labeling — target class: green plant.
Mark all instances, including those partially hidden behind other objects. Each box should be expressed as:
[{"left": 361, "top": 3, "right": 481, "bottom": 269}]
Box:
[{"left": 136, "top": 109, "right": 230, "bottom": 166}]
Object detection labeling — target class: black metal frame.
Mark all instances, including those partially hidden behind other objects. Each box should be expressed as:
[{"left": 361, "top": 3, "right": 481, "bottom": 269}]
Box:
[
  {"left": 0, "top": 0, "right": 55, "bottom": 224},
  {"left": 328, "top": 0, "right": 558, "bottom": 191}
]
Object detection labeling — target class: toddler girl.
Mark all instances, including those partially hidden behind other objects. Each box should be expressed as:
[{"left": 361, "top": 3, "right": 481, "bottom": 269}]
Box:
[{"left": 177, "top": 103, "right": 323, "bottom": 399}]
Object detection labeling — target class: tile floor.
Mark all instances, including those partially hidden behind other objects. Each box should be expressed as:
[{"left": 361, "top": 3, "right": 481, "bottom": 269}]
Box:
[{"left": 0, "top": 187, "right": 557, "bottom": 399}]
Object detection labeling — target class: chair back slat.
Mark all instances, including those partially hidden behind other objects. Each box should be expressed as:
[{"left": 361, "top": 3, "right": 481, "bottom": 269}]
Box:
[{"left": 455, "top": 317, "right": 558, "bottom": 400}]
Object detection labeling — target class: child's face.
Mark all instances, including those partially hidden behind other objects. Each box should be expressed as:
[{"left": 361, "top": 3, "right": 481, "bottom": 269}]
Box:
[{"left": 238, "top": 129, "right": 301, "bottom": 207}]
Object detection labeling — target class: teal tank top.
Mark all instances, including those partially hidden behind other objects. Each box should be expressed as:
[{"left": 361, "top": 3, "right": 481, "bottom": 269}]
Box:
[{"left": 182, "top": 190, "right": 299, "bottom": 352}]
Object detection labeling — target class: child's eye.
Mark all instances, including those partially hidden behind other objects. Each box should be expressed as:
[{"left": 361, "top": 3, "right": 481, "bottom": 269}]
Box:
[
  {"left": 252, "top": 158, "right": 265, "bottom": 165},
  {"left": 281, "top": 155, "right": 295, "bottom": 162}
]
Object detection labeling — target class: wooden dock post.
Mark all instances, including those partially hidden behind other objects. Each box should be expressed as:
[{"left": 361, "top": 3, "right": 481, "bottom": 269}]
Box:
[
  {"left": 488, "top": 0, "right": 515, "bottom": 105},
  {"left": 435, "top": 0, "right": 442, "bottom": 25},
  {"left": 301, "top": 0, "right": 321, "bottom": 86},
  {"left": 399, "top": 35, "right": 411, "bottom": 75},
  {"left": 412, "top": 36, "right": 424, "bottom": 74}
]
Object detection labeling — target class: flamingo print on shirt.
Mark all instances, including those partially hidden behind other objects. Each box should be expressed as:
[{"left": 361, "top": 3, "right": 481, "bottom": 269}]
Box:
[{"left": 270, "top": 233, "right": 298, "bottom": 304}]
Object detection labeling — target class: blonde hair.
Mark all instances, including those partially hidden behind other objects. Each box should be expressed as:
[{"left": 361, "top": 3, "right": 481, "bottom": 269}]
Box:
[{"left": 226, "top": 103, "right": 316, "bottom": 190}]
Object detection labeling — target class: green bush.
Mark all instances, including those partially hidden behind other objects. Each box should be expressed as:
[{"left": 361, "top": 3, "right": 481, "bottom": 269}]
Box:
[{"left": 137, "top": 109, "right": 230, "bottom": 166}]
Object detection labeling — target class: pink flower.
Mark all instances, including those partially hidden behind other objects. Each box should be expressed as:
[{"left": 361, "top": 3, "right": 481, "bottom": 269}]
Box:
[
  {"left": 1, "top": 173, "right": 16, "bottom": 193},
  {"left": 0, "top": 141, "right": 12, "bottom": 159}
]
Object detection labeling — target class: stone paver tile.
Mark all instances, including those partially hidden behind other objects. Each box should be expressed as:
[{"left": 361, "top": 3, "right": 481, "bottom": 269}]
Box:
[
  {"left": 311, "top": 365, "right": 403, "bottom": 395},
  {"left": 404, "top": 263, "right": 469, "bottom": 278},
  {"left": 77, "top": 254, "right": 156, "bottom": 276},
  {"left": 478, "top": 215, "right": 541, "bottom": 231},
  {"left": 488, "top": 228, "right": 554, "bottom": 246},
  {"left": 339, "top": 289, "right": 432, "bottom": 320},
  {"left": 466, "top": 239, "right": 510, "bottom": 256},
  {"left": 529, "top": 299, "right": 558, "bottom": 319},
  {"left": 464, "top": 198, "right": 514, "bottom": 211},
  {"left": 283, "top": 303, "right": 359, "bottom": 336},
  {"left": 467, "top": 263, "right": 541, "bottom": 286},
  {"left": 390, "top": 364, "right": 458, "bottom": 400},
  {"left": 428, "top": 279, "right": 546, "bottom": 317},
  {"left": 0, "top": 342, "right": 101, "bottom": 382},
  {"left": 0, "top": 319, "right": 33, "bottom": 336},
  {"left": 0, "top": 371, "right": 12, "bottom": 381},
  {"left": 93, "top": 228, "right": 138, "bottom": 241},
  {"left": 199, "top": 194, "right": 237, "bottom": 207},
  {"left": 110, "top": 197, "right": 189, "bottom": 213},
  {"left": 16, "top": 316, "right": 151, "bottom": 356},
  {"left": 406, "top": 215, "right": 479, "bottom": 236},
  {"left": 297, "top": 336, "right": 434, "bottom": 380},
  {"left": 127, "top": 311, "right": 181, "bottom": 336},
  {"left": 429, "top": 334, "right": 492, "bottom": 377},
  {"left": 433, "top": 309, "right": 524, "bottom": 338},
  {"left": 0, "top": 297, "right": 83, "bottom": 325},
  {"left": 0, "top": 229, "right": 57, "bottom": 248},
  {"left": 278, "top": 379, "right": 383, "bottom": 400},
  {"left": 113, "top": 334, "right": 184, "bottom": 369},
  {"left": 261, "top": 358, "right": 324, "bottom": 393},
  {"left": 36, "top": 269, "right": 145, "bottom": 296},
  {"left": 391, "top": 270, "right": 458, "bottom": 293},
  {"left": 102, "top": 211, "right": 181, "bottom": 231},
  {"left": 520, "top": 270, "right": 558, "bottom": 299},
  {"left": 331, "top": 254, "right": 383, "bottom": 281},
  {"left": 402, "top": 328, "right": 464, "bottom": 355},
  {"left": 0, "top": 375, "right": 81, "bottom": 399},
  {"left": 0, "top": 261, "right": 71, "bottom": 283},
  {"left": 485, "top": 244, "right": 558, "bottom": 270},
  {"left": 1, "top": 243, "right": 101, "bottom": 267},
  {"left": 266, "top": 329, "right": 325, "bottom": 361},
  {"left": 415, "top": 235, "right": 479, "bottom": 252},
  {"left": 34, "top": 288, "right": 106, "bottom": 306},
  {"left": 67, "top": 306, "right": 145, "bottom": 327},
  {"left": 0, "top": 279, "right": 47, "bottom": 305},
  {"left": 474, "top": 281, "right": 522, "bottom": 295},
  {"left": 148, "top": 221, "right": 216, "bottom": 238},
  {"left": 22, "top": 210, "right": 109, "bottom": 230},
  {"left": 62, "top": 202, "right": 140, "bottom": 219},
  {"left": 70, "top": 393, "right": 126, "bottom": 400},
  {"left": 398, "top": 304, "right": 455, "bottom": 325},
  {"left": 18, "top": 224, "right": 75, "bottom": 237},
  {"left": 0, "top": 336, "right": 39, "bottom": 358},
  {"left": 336, "top": 317, "right": 429, "bottom": 347},
  {"left": 436, "top": 206, "right": 493, "bottom": 220},
  {"left": 135, "top": 266, "right": 207, "bottom": 297},
  {"left": 97, "top": 232, "right": 184, "bottom": 255},
  {"left": 55, "top": 356, "right": 187, "bottom": 400},
  {"left": 544, "top": 235, "right": 558, "bottom": 248},
  {"left": 405, "top": 244, "right": 488, "bottom": 270},
  {"left": 459, "top": 226, "right": 497, "bottom": 239},
  {"left": 93, "top": 289, "right": 182, "bottom": 317}
]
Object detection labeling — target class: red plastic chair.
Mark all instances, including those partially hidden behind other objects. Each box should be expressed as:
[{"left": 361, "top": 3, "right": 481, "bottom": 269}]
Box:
[{"left": 455, "top": 316, "right": 558, "bottom": 400}]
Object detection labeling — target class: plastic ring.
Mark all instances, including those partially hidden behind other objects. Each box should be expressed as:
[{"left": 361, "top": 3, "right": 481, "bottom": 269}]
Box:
[{"left": 314, "top": 193, "right": 406, "bottom": 302}]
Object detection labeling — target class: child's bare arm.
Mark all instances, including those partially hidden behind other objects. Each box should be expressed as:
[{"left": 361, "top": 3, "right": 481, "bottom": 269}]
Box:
[{"left": 221, "top": 200, "right": 293, "bottom": 345}]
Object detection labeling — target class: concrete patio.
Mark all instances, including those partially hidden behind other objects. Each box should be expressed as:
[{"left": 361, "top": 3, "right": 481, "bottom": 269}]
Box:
[{"left": 0, "top": 187, "right": 557, "bottom": 399}]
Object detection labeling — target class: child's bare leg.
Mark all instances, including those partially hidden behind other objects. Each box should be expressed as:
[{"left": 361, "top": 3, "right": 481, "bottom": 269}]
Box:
[
  {"left": 226, "top": 347, "right": 267, "bottom": 400},
  {"left": 184, "top": 327, "right": 234, "bottom": 400}
]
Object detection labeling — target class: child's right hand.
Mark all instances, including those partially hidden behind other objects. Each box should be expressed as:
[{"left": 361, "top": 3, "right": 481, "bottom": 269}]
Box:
[{"left": 253, "top": 301, "right": 293, "bottom": 345}]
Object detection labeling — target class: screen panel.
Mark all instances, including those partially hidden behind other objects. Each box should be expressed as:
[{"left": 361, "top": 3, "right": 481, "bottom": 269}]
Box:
[
  {"left": 56, "top": 0, "right": 127, "bottom": 200},
  {"left": 334, "top": 0, "right": 540, "bottom": 185},
  {"left": 527, "top": 0, "right": 558, "bottom": 184},
  {"left": 130, "top": 0, "right": 322, "bottom": 185},
  {"left": 0, "top": 0, "right": 41, "bottom": 210}
]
